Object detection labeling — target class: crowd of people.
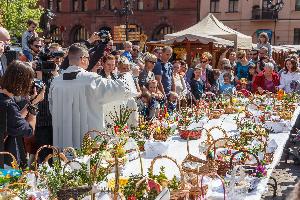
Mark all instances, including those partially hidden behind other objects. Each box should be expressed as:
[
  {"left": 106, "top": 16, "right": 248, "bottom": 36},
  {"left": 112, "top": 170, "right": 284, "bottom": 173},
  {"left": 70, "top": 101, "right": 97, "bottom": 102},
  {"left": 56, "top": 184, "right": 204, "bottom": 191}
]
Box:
[{"left": 0, "top": 20, "right": 300, "bottom": 169}]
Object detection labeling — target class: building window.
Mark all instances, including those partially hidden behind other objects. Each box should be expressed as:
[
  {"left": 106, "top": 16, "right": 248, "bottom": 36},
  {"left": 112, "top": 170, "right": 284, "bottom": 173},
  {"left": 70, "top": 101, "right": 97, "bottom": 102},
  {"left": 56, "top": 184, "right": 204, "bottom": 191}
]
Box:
[
  {"left": 97, "top": 0, "right": 106, "bottom": 10},
  {"left": 73, "top": 0, "right": 79, "bottom": 12},
  {"left": 296, "top": 0, "right": 300, "bottom": 11},
  {"left": 152, "top": 24, "right": 173, "bottom": 41},
  {"left": 210, "top": 0, "right": 220, "bottom": 13},
  {"left": 169, "top": 0, "right": 174, "bottom": 9},
  {"left": 228, "top": 0, "right": 238, "bottom": 13},
  {"left": 109, "top": 0, "right": 115, "bottom": 10},
  {"left": 262, "top": 0, "right": 269, "bottom": 10},
  {"left": 294, "top": 28, "right": 300, "bottom": 44},
  {"left": 51, "top": 26, "right": 62, "bottom": 44},
  {"left": 137, "top": 0, "right": 143, "bottom": 10},
  {"left": 82, "top": 0, "right": 88, "bottom": 11},
  {"left": 157, "top": 0, "right": 164, "bottom": 10},
  {"left": 57, "top": 0, "right": 62, "bottom": 12},
  {"left": 73, "top": 26, "right": 88, "bottom": 42},
  {"left": 48, "top": 0, "right": 53, "bottom": 10}
]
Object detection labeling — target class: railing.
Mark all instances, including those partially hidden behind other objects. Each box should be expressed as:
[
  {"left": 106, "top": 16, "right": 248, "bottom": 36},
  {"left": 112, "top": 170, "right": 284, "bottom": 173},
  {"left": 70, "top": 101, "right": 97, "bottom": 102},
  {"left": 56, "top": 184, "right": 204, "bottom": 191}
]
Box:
[{"left": 252, "top": 8, "right": 277, "bottom": 20}]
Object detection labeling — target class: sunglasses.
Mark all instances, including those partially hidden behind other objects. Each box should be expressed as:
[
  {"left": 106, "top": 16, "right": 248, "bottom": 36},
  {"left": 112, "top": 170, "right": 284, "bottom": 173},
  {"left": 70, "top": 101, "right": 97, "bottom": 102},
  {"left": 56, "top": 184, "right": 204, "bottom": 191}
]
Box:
[
  {"left": 201, "top": 60, "right": 208, "bottom": 63},
  {"left": 34, "top": 45, "right": 42, "bottom": 48},
  {"left": 133, "top": 49, "right": 139, "bottom": 52},
  {"left": 238, "top": 57, "right": 244, "bottom": 59}
]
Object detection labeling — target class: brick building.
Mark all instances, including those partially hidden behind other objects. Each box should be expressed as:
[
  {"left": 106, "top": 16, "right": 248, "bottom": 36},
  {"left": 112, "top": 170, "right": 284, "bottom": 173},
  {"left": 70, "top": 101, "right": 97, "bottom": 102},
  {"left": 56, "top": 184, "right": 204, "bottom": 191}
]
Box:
[
  {"left": 40, "top": 0, "right": 199, "bottom": 45},
  {"left": 40, "top": 0, "right": 300, "bottom": 46}
]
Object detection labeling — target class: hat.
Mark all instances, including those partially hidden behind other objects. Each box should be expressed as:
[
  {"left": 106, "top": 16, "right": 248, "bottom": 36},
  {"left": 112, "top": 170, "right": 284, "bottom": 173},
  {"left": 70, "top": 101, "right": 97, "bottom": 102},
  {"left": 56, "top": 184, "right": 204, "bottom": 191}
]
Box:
[
  {"left": 240, "top": 78, "right": 248, "bottom": 85},
  {"left": 144, "top": 53, "right": 157, "bottom": 63},
  {"left": 119, "top": 56, "right": 130, "bottom": 65}
]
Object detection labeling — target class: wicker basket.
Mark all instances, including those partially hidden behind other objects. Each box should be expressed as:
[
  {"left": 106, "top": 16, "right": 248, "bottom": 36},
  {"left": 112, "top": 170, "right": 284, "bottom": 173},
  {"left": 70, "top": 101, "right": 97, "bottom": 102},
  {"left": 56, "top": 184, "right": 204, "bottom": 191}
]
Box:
[
  {"left": 0, "top": 151, "right": 19, "bottom": 169},
  {"left": 150, "top": 155, "right": 189, "bottom": 200},
  {"left": 206, "top": 138, "right": 236, "bottom": 176},
  {"left": 34, "top": 145, "right": 65, "bottom": 170},
  {"left": 57, "top": 160, "right": 93, "bottom": 200},
  {"left": 179, "top": 127, "right": 206, "bottom": 140},
  {"left": 82, "top": 130, "right": 113, "bottom": 154},
  {"left": 208, "top": 109, "right": 224, "bottom": 120}
]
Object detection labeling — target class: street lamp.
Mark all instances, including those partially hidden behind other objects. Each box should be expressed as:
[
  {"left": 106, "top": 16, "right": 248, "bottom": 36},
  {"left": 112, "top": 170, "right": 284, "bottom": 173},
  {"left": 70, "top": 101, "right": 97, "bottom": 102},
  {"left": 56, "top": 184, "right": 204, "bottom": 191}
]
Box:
[
  {"left": 266, "top": 0, "right": 284, "bottom": 44},
  {"left": 114, "top": 0, "right": 135, "bottom": 41}
]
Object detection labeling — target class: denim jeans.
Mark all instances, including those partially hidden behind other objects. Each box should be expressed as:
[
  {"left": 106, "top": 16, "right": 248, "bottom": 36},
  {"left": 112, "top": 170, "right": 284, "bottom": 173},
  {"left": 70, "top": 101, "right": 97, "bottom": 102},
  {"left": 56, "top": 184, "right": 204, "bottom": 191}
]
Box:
[{"left": 23, "top": 49, "right": 33, "bottom": 61}]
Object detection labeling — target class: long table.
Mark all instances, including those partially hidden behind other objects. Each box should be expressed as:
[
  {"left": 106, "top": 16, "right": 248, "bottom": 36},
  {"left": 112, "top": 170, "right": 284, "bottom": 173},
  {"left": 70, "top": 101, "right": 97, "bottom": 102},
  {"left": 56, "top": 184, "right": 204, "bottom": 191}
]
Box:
[{"left": 121, "top": 113, "right": 293, "bottom": 200}]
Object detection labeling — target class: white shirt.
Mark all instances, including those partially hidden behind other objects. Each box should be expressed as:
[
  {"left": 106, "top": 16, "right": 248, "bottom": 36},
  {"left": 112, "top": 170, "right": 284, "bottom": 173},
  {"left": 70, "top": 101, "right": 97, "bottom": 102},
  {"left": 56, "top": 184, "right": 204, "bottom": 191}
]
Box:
[
  {"left": 49, "top": 66, "right": 137, "bottom": 149},
  {"left": 279, "top": 71, "right": 300, "bottom": 93}
]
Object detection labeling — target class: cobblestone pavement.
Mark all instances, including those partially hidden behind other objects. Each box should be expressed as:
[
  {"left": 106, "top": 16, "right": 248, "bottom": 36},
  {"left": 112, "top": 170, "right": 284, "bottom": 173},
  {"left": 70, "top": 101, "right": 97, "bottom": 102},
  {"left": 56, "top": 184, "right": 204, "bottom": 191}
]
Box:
[{"left": 262, "top": 145, "right": 300, "bottom": 200}]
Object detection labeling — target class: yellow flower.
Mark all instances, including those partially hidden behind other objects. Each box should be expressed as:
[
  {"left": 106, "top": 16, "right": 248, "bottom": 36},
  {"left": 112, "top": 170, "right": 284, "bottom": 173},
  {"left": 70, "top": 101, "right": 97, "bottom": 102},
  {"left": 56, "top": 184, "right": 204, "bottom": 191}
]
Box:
[
  {"left": 165, "top": 113, "right": 169, "bottom": 118},
  {"left": 232, "top": 98, "right": 237, "bottom": 104},
  {"left": 156, "top": 127, "right": 161, "bottom": 133}
]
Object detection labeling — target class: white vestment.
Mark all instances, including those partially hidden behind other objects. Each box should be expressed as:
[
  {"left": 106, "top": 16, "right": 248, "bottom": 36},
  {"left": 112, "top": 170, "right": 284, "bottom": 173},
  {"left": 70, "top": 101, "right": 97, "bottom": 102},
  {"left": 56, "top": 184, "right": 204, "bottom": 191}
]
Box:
[{"left": 49, "top": 66, "right": 137, "bottom": 149}]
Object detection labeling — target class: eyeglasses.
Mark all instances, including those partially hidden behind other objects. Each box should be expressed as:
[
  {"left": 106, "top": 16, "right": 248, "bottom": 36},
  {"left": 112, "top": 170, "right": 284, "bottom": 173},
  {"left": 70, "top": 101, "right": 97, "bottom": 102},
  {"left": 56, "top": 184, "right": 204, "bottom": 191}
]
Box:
[
  {"left": 81, "top": 56, "right": 90, "bottom": 60},
  {"left": 34, "top": 45, "right": 42, "bottom": 48}
]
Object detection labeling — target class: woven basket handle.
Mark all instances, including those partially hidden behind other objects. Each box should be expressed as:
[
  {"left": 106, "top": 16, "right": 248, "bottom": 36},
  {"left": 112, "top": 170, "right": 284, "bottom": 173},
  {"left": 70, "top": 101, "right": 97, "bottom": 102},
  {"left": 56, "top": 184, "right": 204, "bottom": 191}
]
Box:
[
  {"left": 200, "top": 173, "right": 226, "bottom": 200},
  {"left": 229, "top": 150, "right": 261, "bottom": 169},
  {"left": 207, "top": 126, "right": 228, "bottom": 143},
  {"left": 206, "top": 137, "right": 235, "bottom": 159},
  {"left": 186, "top": 127, "right": 208, "bottom": 154},
  {"left": 34, "top": 145, "right": 59, "bottom": 171},
  {"left": 150, "top": 155, "right": 185, "bottom": 190},
  {"left": 63, "top": 147, "right": 78, "bottom": 158},
  {"left": 0, "top": 151, "right": 18, "bottom": 169}
]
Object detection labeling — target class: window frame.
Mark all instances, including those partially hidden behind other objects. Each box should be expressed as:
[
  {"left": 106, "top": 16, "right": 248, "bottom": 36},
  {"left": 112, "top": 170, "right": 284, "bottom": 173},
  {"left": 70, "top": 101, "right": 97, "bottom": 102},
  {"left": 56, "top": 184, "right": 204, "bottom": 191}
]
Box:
[
  {"left": 296, "top": 0, "right": 300, "bottom": 11},
  {"left": 56, "top": 0, "right": 62, "bottom": 12},
  {"left": 210, "top": 0, "right": 220, "bottom": 13},
  {"left": 294, "top": 28, "right": 300, "bottom": 45},
  {"left": 72, "top": 0, "right": 79, "bottom": 12},
  {"left": 228, "top": 0, "right": 238, "bottom": 13}
]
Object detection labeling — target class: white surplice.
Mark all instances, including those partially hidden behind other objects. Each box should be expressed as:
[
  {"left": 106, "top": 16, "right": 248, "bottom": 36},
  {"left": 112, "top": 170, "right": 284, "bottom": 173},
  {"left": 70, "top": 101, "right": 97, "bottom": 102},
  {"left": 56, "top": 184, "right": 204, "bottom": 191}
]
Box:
[{"left": 49, "top": 66, "right": 138, "bottom": 149}]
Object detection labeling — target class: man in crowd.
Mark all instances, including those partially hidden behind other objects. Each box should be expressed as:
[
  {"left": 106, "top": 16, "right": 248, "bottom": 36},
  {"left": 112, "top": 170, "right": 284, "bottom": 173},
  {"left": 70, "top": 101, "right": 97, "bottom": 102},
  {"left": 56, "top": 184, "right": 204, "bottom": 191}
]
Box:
[
  {"left": 28, "top": 37, "right": 43, "bottom": 61},
  {"left": 122, "top": 41, "right": 133, "bottom": 62},
  {"left": 49, "top": 43, "right": 137, "bottom": 149},
  {"left": 22, "top": 20, "right": 38, "bottom": 61},
  {"left": 0, "top": 27, "right": 10, "bottom": 77},
  {"left": 153, "top": 46, "right": 174, "bottom": 97}
]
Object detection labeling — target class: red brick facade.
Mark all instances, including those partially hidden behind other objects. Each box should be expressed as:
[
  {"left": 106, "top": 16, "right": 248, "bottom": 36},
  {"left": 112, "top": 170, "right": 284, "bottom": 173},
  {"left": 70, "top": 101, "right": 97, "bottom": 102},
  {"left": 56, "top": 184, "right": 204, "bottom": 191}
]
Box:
[{"left": 40, "top": 0, "right": 198, "bottom": 45}]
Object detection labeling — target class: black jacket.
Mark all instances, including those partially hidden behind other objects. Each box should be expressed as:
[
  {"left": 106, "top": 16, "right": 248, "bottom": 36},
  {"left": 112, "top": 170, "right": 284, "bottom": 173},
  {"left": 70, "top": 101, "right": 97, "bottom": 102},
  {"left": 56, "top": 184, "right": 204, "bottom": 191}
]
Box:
[{"left": 0, "top": 93, "right": 33, "bottom": 168}]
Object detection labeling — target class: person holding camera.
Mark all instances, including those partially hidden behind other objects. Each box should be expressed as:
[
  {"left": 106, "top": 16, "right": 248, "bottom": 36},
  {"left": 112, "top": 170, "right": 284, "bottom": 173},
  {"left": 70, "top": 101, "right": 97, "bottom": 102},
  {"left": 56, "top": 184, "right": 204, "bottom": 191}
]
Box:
[
  {"left": 0, "top": 61, "right": 45, "bottom": 168},
  {"left": 49, "top": 43, "right": 138, "bottom": 149}
]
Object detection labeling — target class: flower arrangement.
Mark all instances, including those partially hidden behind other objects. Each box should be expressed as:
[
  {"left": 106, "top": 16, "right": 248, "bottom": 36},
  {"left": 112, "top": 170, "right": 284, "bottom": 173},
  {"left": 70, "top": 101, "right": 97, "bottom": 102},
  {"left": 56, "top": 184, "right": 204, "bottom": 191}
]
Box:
[{"left": 252, "top": 164, "right": 267, "bottom": 178}]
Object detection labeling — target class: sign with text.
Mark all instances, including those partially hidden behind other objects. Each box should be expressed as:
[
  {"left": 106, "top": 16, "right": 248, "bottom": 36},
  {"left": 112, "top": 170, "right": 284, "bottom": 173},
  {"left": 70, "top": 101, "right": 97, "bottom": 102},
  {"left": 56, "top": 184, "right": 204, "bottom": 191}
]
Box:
[{"left": 113, "top": 25, "right": 141, "bottom": 43}]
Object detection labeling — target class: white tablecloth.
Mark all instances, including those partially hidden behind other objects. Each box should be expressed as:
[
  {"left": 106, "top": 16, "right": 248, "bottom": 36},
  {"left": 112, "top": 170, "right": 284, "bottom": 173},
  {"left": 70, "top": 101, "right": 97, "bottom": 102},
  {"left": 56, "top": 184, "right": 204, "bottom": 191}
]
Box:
[{"left": 121, "top": 114, "right": 292, "bottom": 200}]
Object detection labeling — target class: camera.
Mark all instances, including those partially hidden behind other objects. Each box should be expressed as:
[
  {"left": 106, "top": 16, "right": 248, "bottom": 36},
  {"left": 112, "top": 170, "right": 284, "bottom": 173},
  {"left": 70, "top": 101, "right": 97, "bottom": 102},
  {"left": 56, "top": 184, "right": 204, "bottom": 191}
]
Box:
[
  {"left": 30, "top": 78, "right": 44, "bottom": 95},
  {"left": 35, "top": 50, "right": 64, "bottom": 72},
  {"left": 96, "top": 30, "right": 111, "bottom": 44},
  {"left": 3, "top": 45, "right": 19, "bottom": 66}
]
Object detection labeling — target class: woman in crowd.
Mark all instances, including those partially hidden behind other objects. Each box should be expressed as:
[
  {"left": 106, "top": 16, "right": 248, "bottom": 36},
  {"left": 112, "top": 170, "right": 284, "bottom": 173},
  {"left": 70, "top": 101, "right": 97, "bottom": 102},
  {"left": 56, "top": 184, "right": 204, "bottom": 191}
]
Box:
[
  {"left": 190, "top": 65, "right": 204, "bottom": 100},
  {"left": 99, "top": 54, "right": 117, "bottom": 80},
  {"left": 138, "top": 53, "right": 157, "bottom": 92},
  {"left": 173, "top": 61, "right": 187, "bottom": 98},
  {"left": 252, "top": 62, "right": 280, "bottom": 94},
  {"left": 0, "top": 61, "right": 44, "bottom": 168},
  {"left": 235, "top": 50, "right": 252, "bottom": 81},
  {"left": 257, "top": 32, "right": 272, "bottom": 58},
  {"left": 278, "top": 58, "right": 300, "bottom": 93}
]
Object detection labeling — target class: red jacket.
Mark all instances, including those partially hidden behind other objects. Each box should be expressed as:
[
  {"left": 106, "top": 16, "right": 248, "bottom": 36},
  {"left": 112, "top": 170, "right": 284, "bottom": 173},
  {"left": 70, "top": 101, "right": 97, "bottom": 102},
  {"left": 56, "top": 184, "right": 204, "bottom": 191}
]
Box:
[{"left": 252, "top": 72, "right": 280, "bottom": 93}]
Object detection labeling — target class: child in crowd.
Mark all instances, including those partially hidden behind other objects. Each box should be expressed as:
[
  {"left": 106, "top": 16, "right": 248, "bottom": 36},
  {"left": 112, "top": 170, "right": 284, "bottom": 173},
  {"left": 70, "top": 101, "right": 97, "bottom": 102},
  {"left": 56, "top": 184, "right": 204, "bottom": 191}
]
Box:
[
  {"left": 147, "top": 80, "right": 165, "bottom": 118},
  {"left": 190, "top": 65, "right": 204, "bottom": 101},
  {"left": 248, "top": 63, "right": 257, "bottom": 90},
  {"left": 212, "top": 69, "right": 221, "bottom": 94},
  {"left": 257, "top": 32, "right": 272, "bottom": 58},
  {"left": 137, "top": 92, "right": 151, "bottom": 119},
  {"left": 167, "top": 92, "right": 179, "bottom": 115},
  {"left": 237, "top": 78, "right": 251, "bottom": 97},
  {"left": 219, "top": 73, "right": 235, "bottom": 94}
]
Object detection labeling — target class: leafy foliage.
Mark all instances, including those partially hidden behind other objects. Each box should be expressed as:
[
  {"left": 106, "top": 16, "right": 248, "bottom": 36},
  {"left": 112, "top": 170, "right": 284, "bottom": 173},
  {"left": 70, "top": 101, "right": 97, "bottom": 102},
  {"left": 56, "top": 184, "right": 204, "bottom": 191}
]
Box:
[{"left": 0, "top": 0, "right": 43, "bottom": 38}]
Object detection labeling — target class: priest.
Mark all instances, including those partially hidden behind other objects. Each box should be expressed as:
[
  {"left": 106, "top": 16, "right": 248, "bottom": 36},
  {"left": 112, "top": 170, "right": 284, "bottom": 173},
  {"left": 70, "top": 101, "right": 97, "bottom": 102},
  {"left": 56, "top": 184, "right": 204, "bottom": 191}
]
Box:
[{"left": 49, "top": 43, "right": 137, "bottom": 149}]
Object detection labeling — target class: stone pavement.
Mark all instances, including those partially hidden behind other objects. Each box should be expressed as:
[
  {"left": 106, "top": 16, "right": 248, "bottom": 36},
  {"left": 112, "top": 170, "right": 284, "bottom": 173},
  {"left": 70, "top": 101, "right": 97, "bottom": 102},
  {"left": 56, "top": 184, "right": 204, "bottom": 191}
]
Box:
[{"left": 262, "top": 144, "right": 300, "bottom": 200}]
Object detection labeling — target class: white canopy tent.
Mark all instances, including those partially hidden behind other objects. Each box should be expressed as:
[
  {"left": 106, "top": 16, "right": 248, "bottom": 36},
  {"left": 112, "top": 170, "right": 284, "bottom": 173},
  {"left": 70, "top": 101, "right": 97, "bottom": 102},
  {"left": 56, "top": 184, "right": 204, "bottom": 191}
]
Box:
[{"left": 165, "top": 13, "right": 252, "bottom": 49}]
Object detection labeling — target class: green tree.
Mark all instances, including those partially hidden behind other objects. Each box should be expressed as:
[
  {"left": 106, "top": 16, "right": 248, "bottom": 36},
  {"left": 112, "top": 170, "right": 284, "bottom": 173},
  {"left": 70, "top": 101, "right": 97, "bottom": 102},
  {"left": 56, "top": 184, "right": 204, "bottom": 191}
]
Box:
[{"left": 0, "top": 0, "right": 43, "bottom": 39}]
